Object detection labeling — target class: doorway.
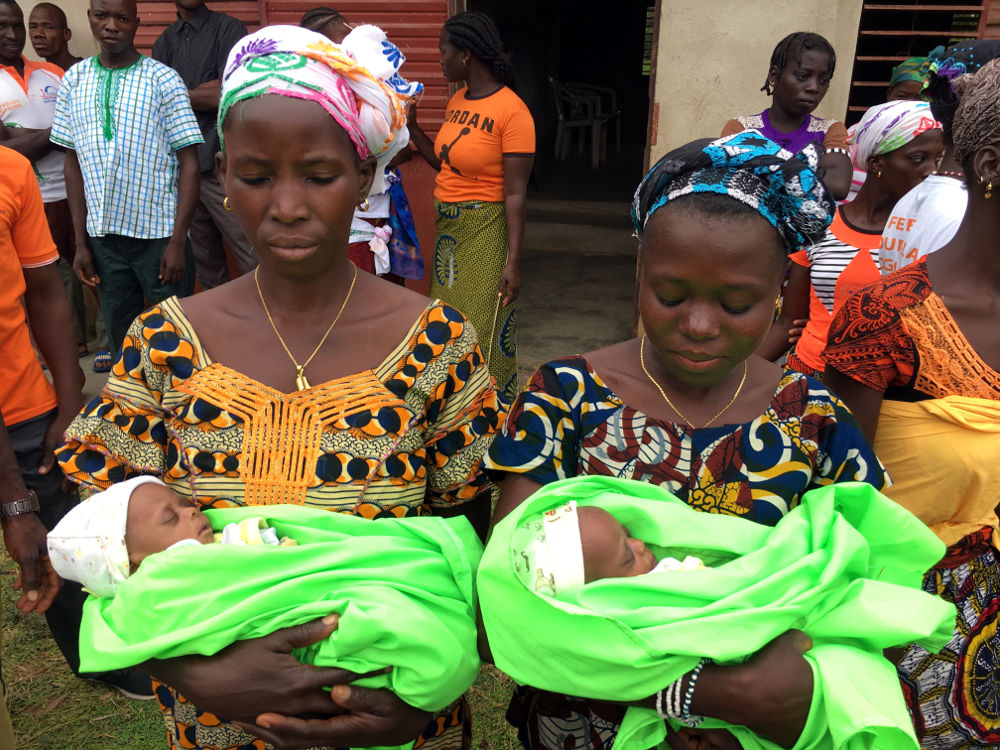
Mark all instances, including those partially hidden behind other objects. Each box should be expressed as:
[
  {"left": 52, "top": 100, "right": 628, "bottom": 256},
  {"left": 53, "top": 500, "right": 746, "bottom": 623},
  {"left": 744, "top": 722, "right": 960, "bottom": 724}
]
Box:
[{"left": 468, "top": 0, "right": 653, "bottom": 377}]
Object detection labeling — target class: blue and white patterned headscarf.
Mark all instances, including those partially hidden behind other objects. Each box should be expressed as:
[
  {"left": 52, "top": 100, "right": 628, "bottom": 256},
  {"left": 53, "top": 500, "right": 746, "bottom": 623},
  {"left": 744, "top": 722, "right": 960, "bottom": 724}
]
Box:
[{"left": 631, "top": 132, "right": 834, "bottom": 253}]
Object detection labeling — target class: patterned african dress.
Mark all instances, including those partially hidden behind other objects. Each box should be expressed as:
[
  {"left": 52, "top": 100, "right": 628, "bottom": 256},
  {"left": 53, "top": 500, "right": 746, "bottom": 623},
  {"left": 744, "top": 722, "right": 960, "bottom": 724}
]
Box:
[
  {"left": 57, "top": 296, "right": 504, "bottom": 750},
  {"left": 825, "top": 259, "right": 1000, "bottom": 749},
  {"left": 431, "top": 199, "right": 517, "bottom": 402},
  {"left": 484, "top": 355, "right": 887, "bottom": 750}
]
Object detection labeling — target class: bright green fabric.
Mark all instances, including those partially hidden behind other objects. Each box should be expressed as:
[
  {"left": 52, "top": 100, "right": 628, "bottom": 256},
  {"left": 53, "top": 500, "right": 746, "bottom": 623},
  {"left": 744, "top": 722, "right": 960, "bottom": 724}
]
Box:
[
  {"left": 79, "top": 505, "right": 483, "bottom": 714},
  {"left": 478, "top": 477, "right": 957, "bottom": 750}
]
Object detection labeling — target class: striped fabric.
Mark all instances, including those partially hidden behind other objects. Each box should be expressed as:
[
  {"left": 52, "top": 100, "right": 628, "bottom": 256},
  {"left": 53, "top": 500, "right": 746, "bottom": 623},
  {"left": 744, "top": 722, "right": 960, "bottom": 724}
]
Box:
[
  {"left": 806, "top": 229, "right": 880, "bottom": 314},
  {"left": 50, "top": 56, "right": 203, "bottom": 239}
]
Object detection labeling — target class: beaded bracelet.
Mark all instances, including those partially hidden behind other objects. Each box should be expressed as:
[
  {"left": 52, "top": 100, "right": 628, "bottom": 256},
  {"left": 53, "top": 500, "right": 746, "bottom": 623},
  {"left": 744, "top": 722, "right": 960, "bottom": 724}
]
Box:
[
  {"left": 655, "top": 658, "right": 710, "bottom": 727},
  {"left": 825, "top": 147, "right": 849, "bottom": 156}
]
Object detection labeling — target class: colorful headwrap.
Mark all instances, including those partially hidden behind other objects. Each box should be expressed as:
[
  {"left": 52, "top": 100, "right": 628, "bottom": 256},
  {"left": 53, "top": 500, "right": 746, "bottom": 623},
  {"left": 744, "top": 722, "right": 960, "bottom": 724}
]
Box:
[
  {"left": 847, "top": 100, "right": 940, "bottom": 171},
  {"left": 953, "top": 58, "right": 1000, "bottom": 164},
  {"left": 219, "top": 25, "right": 422, "bottom": 196},
  {"left": 631, "top": 131, "right": 834, "bottom": 253},
  {"left": 47, "top": 476, "right": 166, "bottom": 598},
  {"left": 926, "top": 40, "right": 1000, "bottom": 91},
  {"left": 889, "top": 56, "right": 930, "bottom": 88}
]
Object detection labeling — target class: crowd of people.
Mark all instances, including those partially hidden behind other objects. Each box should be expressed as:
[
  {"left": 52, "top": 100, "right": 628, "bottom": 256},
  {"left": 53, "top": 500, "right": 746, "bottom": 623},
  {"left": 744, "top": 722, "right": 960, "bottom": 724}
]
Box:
[{"left": 0, "top": 3, "right": 998, "bottom": 750}]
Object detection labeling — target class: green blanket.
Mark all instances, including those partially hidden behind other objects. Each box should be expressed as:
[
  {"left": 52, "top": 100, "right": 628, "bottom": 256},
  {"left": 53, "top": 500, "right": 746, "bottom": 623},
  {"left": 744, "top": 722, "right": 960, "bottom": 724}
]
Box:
[
  {"left": 79, "top": 505, "right": 483, "bottom": 716},
  {"left": 478, "top": 477, "right": 956, "bottom": 750}
]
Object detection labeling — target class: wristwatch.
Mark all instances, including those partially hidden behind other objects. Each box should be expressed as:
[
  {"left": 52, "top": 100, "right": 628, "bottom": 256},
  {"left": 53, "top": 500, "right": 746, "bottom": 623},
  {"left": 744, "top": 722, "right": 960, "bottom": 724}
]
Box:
[{"left": 0, "top": 490, "right": 40, "bottom": 519}]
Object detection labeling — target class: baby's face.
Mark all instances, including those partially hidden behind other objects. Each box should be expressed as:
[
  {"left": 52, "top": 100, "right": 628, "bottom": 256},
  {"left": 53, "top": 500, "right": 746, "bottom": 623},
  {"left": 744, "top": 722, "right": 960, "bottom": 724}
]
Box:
[
  {"left": 578, "top": 506, "right": 658, "bottom": 582},
  {"left": 125, "top": 483, "right": 214, "bottom": 568}
]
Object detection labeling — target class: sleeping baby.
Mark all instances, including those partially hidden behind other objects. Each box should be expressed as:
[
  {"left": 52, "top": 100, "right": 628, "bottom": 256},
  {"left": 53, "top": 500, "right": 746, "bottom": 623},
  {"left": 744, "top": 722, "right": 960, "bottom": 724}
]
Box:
[{"left": 45, "top": 476, "right": 483, "bottom": 728}]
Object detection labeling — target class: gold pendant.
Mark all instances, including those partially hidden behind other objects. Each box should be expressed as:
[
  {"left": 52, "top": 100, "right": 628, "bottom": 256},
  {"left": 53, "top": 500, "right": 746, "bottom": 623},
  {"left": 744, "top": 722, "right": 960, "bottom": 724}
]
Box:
[{"left": 295, "top": 367, "right": 311, "bottom": 391}]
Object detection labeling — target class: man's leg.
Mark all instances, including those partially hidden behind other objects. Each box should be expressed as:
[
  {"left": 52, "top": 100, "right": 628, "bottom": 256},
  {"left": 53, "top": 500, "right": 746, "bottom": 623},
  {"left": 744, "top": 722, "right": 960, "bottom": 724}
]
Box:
[
  {"left": 130, "top": 236, "right": 196, "bottom": 306},
  {"left": 200, "top": 168, "right": 257, "bottom": 276},
  {"left": 7, "top": 410, "right": 85, "bottom": 674},
  {"left": 88, "top": 235, "right": 147, "bottom": 358},
  {"left": 188, "top": 174, "right": 230, "bottom": 289}
]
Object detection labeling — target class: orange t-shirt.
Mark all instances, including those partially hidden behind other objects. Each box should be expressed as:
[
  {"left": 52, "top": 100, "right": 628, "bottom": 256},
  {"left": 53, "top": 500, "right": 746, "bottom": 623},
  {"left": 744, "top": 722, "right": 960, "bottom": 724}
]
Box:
[
  {"left": 433, "top": 86, "right": 535, "bottom": 203},
  {"left": 791, "top": 207, "right": 883, "bottom": 372},
  {"left": 0, "top": 146, "right": 58, "bottom": 425}
]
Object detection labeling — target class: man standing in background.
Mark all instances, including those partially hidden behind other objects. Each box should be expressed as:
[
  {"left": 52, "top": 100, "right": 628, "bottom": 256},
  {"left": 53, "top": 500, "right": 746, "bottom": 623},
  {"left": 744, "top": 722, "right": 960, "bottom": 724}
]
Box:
[
  {"left": 153, "top": 0, "right": 255, "bottom": 288},
  {"left": 53, "top": 0, "right": 203, "bottom": 358}
]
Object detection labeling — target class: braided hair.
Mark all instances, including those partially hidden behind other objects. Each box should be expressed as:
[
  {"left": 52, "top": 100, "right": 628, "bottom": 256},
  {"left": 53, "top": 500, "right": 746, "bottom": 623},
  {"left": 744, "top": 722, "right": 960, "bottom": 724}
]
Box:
[
  {"left": 761, "top": 32, "right": 836, "bottom": 94},
  {"left": 443, "top": 11, "right": 514, "bottom": 87},
  {"left": 299, "top": 7, "right": 345, "bottom": 33}
]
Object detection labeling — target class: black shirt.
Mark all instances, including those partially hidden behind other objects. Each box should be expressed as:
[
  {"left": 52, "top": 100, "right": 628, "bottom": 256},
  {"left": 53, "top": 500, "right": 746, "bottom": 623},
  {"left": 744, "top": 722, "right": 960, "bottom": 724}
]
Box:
[{"left": 152, "top": 4, "right": 247, "bottom": 173}]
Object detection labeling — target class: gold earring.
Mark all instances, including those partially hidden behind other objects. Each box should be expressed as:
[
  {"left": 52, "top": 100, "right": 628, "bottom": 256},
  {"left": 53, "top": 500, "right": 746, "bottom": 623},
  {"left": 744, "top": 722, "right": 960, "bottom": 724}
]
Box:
[
  {"left": 358, "top": 198, "right": 370, "bottom": 212},
  {"left": 978, "top": 174, "right": 985, "bottom": 185},
  {"left": 875, "top": 168, "right": 882, "bottom": 179},
  {"left": 223, "top": 196, "right": 233, "bottom": 211},
  {"left": 987, "top": 181, "right": 993, "bottom": 200}
]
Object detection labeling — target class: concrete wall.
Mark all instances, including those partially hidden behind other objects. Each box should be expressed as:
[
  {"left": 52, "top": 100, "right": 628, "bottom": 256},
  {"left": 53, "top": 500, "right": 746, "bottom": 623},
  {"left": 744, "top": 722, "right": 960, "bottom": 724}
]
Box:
[
  {"left": 649, "top": 0, "right": 864, "bottom": 162},
  {"left": 21, "top": 0, "right": 97, "bottom": 61}
]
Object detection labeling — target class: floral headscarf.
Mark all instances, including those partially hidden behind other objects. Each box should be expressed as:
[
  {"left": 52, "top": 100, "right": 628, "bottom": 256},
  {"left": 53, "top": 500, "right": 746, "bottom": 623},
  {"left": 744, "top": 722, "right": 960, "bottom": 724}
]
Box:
[
  {"left": 219, "top": 24, "right": 422, "bottom": 196},
  {"left": 847, "top": 100, "right": 941, "bottom": 171}
]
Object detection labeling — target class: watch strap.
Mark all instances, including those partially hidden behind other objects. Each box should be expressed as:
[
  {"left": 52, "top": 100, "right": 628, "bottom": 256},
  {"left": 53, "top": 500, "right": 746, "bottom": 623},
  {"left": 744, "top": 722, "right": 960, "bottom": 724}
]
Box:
[{"left": 0, "top": 490, "right": 40, "bottom": 518}]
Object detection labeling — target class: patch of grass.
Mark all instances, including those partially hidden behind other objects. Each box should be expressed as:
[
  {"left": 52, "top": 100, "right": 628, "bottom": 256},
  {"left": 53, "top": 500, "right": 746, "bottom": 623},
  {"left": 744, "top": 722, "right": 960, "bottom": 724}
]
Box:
[{"left": 0, "top": 551, "right": 519, "bottom": 750}]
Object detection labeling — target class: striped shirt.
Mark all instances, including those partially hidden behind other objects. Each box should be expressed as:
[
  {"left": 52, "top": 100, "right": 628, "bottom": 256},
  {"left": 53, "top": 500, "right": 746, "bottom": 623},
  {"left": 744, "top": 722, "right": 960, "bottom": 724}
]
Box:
[
  {"left": 50, "top": 55, "right": 203, "bottom": 239},
  {"left": 790, "top": 207, "right": 882, "bottom": 372}
]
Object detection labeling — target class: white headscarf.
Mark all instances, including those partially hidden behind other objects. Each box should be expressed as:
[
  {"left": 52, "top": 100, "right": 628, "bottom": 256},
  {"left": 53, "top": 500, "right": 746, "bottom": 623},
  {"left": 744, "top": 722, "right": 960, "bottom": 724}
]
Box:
[
  {"left": 218, "top": 24, "right": 422, "bottom": 197},
  {"left": 47, "top": 476, "right": 165, "bottom": 598}
]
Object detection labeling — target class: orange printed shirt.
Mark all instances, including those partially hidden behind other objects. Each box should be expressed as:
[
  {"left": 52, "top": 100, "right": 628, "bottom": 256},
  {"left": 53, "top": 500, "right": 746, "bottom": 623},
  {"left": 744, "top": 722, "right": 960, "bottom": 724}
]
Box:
[
  {"left": 791, "top": 207, "right": 883, "bottom": 372},
  {"left": 433, "top": 86, "right": 535, "bottom": 203},
  {"left": 0, "top": 146, "right": 58, "bottom": 425}
]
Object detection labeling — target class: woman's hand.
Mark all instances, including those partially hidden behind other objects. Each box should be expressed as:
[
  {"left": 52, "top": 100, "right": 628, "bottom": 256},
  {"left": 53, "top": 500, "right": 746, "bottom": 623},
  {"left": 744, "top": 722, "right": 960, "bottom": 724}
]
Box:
[
  {"left": 667, "top": 726, "right": 742, "bottom": 750},
  {"left": 144, "top": 615, "right": 379, "bottom": 723},
  {"left": 693, "top": 631, "right": 814, "bottom": 748},
  {"left": 499, "top": 262, "right": 520, "bottom": 306},
  {"left": 237, "top": 684, "right": 433, "bottom": 750}
]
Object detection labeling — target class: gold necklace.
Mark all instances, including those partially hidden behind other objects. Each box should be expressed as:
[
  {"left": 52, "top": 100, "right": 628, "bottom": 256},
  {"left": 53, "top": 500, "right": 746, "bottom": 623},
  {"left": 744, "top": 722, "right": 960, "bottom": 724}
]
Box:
[
  {"left": 254, "top": 265, "right": 357, "bottom": 391},
  {"left": 639, "top": 335, "right": 748, "bottom": 428}
]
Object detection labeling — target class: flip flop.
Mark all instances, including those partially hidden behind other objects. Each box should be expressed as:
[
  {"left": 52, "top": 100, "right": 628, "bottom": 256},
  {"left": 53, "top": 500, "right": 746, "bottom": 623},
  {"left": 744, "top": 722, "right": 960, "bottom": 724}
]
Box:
[
  {"left": 77, "top": 344, "right": 89, "bottom": 358},
  {"left": 93, "top": 349, "right": 112, "bottom": 373}
]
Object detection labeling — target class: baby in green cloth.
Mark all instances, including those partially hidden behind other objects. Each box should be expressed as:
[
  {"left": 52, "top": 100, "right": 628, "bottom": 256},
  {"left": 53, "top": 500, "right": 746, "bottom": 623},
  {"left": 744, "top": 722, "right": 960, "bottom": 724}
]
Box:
[
  {"left": 47, "top": 476, "right": 294, "bottom": 596},
  {"left": 522, "top": 500, "right": 706, "bottom": 595},
  {"left": 45, "top": 476, "right": 484, "bottom": 725}
]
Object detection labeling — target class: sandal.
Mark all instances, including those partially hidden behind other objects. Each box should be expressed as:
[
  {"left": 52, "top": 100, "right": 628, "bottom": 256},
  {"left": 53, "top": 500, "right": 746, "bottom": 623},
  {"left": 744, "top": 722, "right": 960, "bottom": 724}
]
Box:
[
  {"left": 93, "top": 349, "right": 112, "bottom": 373},
  {"left": 77, "top": 344, "right": 89, "bottom": 358}
]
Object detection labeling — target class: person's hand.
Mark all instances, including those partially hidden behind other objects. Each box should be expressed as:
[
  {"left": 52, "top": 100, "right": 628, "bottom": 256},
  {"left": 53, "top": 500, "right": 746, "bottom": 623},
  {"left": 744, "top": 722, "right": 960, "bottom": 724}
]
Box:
[
  {"left": 145, "top": 615, "right": 385, "bottom": 724},
  {"left": 498, "top": 262, "right": 520, "bottom": 307},
  {"left": 728, "top": 631, "right": 814, "bottom": 748},
  {"left": 667, "top": 726, "right": 742, "bottom": 750},
  {"left": 38, "top": 406, "right": 79, "bottom": 478},
  {"left": 405, "top": 99, "right": 418, "bottom": 130},
  {"left": 159, "top": 239, "right": 187, "bottom": 285},
  {"left": 2, "top": 512, "right": 61, "bottom": 614},
  {"left": 73, "top": 242, "right": 100, "bottom": 287},
  {"left": 238, "top": 683, "right": 432, "bottom": 750},
  {"left": 787, "top": 318, "right": 808, "bottom": 348}
]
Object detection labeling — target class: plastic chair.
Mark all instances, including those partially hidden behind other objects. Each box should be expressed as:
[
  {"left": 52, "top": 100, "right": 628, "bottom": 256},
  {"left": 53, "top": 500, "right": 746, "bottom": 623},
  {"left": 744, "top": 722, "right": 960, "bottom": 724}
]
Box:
[
  {"left": 549, "top": 76, "right": 605, "bottom": 169},
  {"left": 566, "top": 82, "right": 621, "bottom": 161}
]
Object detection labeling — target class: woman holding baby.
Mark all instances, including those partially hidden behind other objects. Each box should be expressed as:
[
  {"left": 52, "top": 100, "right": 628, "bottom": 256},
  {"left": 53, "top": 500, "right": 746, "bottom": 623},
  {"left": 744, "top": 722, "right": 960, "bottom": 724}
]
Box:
[
  {"left": 484, "top": 132, "right": 889, "bottom": 750},
  {"left": 56, "top": 23, "right": 502, "bottom": 750}
]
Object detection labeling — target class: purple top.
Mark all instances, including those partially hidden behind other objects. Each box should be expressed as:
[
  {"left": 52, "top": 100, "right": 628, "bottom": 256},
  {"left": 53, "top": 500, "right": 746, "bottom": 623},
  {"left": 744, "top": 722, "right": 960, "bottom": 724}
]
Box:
[{"left": 733, "top": 110, "right": 838, "bottom": 154}]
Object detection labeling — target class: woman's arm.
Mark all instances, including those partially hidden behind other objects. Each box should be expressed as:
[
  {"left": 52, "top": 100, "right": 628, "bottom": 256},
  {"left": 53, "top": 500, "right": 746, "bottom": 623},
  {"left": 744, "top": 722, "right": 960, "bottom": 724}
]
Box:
[
  {"left": 821, "top": 367, "right": 885, "bottom": 444},
  {"left": 406, "top": 102, "right": 441, "bottom": 171},
  {"left": 757, "top": 262, "right": 810, "bottom": 361},
  {"left": 818, "top": 152, "right": 851, "bottom": 201},
  {"left": 500, "top": 155, "right": 534, "bottom": 307},
  {"left": 145, "top": 616, "right": 431, "bottom": 750},
  {"left": 486, "top": 474, "right": 815, "bottom": 748}
]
